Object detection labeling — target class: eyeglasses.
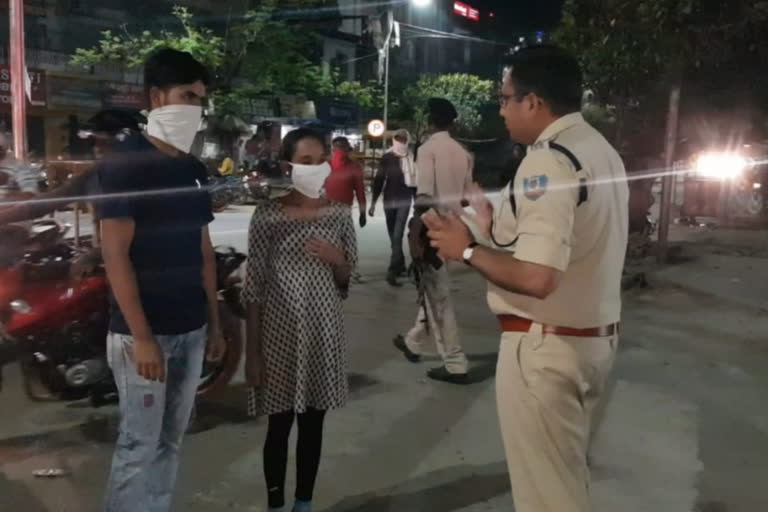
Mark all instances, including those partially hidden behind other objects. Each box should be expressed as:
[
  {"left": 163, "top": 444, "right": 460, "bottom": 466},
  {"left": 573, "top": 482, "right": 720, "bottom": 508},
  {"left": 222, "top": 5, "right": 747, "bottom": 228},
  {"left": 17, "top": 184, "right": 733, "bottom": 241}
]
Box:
[{"left": 498, "top": 91, "right": 529, "bottom": 107}]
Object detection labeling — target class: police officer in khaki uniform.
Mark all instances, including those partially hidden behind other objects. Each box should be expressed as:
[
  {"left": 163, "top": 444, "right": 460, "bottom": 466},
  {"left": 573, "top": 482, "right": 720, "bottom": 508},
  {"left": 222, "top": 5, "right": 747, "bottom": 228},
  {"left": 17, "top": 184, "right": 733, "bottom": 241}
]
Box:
[
  {"left": 393, "top": 98, "right": 472, "bottom": 384},
  {"left": 423, "top": 46, "right": 628, "bottom": 512}
]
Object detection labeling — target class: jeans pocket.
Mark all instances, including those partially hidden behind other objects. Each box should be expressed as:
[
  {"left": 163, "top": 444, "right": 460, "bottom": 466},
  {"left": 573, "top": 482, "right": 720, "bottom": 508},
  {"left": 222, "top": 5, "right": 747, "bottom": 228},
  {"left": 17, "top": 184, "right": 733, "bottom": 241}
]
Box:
[
  {"left": 106, "top": 332, "right": 131, "bottom": 371},
  {"left": 106, "top": 334, "right": 115, "bottom": 370}
]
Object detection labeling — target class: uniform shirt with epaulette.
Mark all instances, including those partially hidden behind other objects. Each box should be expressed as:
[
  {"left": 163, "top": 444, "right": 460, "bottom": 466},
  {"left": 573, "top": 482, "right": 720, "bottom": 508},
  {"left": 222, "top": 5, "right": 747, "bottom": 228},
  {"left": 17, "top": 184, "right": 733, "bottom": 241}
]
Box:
[{"left": 487, "top": 112, "right": 629, "bottom": 328}]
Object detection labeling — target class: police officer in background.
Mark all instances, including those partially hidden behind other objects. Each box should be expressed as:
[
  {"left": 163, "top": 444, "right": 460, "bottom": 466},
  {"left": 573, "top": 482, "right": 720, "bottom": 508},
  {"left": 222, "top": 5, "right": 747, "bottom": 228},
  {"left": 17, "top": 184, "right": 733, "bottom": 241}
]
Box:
[
  {"left": 424, "top": 45, "right": 628, "bottom": 512},
  {"left": 393, "top": 97, "right": 473, "bottom": 384}
]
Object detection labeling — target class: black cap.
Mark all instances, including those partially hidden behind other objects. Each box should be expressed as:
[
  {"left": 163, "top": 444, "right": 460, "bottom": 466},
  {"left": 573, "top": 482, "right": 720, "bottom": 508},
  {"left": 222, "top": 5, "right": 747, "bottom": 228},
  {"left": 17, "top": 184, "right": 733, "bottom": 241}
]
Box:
[{"left": 428, "top": 97, "right": 458, "bottom": 125}]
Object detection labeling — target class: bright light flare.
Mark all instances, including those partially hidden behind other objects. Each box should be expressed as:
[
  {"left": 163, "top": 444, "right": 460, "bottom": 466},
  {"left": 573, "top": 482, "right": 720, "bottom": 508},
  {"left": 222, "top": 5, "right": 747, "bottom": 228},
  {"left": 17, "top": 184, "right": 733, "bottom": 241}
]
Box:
[
  {"left": 694, "top": 152, "right": 749, "bottom": 180},
  {"left": 412, "top": 0, "right": 432, "bottom": 7}
]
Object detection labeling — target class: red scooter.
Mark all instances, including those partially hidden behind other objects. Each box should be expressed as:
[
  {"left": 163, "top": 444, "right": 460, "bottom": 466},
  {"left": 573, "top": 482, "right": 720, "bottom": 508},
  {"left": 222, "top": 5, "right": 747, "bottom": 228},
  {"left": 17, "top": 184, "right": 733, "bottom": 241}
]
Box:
[{"left": 0, "top": 220, "right": 244, "bottom": 405}]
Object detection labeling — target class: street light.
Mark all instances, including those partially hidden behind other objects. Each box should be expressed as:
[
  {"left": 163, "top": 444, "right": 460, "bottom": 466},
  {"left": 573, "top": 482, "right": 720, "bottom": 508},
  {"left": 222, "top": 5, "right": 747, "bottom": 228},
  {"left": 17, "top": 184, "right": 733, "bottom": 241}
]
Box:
[{"left": 383, "top": 0, "right": 431, "bottom": 131}]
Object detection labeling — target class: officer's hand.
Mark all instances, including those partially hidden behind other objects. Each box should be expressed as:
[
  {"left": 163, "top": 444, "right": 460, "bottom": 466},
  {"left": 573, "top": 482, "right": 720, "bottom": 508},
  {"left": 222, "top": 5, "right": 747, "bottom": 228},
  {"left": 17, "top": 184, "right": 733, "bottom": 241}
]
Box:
[
  {"left": 464, "top": 183, "right": 493, "bottom": 239},
  {"left": 423, "top": 210, "right": 474, "bottom": 262},
  {"left": 368, "top": 205, "right": 375, "bottom": 217}
]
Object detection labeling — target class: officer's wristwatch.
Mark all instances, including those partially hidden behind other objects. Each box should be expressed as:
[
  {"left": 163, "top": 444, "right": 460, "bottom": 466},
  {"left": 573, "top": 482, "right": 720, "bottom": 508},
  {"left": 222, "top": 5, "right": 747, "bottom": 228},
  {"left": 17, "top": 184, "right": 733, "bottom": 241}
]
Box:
[{"left": 463, "top": 242, "right": 479, "bottom": 266}]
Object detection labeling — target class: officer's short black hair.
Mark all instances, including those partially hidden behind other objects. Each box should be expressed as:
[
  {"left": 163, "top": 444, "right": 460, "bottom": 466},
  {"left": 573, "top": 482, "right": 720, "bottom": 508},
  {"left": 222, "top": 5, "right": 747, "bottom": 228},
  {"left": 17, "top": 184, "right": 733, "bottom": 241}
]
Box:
[
  {"left": 144, "top": 48, "right": 210, "bottom": 93},
  {"left": 503, "top": 45, "right": 583, "bottom": 116},
  {"left": 428, "top": 98, "right": 458, "bottom": 130}
]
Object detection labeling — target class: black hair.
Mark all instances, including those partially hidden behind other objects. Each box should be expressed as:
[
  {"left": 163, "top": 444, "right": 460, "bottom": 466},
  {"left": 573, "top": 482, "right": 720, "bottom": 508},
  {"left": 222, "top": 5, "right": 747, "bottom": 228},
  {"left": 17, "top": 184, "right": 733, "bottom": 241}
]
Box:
[
  {"left": 332, "top": 136, "right": 350, "bottom": 146},
  {"left": 280, "top": 128, "right": 326, "bottom": 162},
  {"left": 428, "top": 97, "right": 458, "bottom": 130},
  {"left": 144, "top": 48, "right": 210, "bottom": 92},
  {"left": 429, "top": 116, "right": 453, "bottom": 131},
  {"left": 503, "top": 45, "right": 583, "bottom": 116}
]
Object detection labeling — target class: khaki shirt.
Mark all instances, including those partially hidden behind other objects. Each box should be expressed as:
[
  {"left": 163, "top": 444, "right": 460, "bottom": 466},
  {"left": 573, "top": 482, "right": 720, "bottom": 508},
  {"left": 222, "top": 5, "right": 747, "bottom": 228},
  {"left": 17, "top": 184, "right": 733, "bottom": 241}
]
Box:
[
  {"left": 487, "top": 113, "right": 629, "bottom": 328},
  {"left": 416, "top": 131, "right": 473, "bottom": 214}
]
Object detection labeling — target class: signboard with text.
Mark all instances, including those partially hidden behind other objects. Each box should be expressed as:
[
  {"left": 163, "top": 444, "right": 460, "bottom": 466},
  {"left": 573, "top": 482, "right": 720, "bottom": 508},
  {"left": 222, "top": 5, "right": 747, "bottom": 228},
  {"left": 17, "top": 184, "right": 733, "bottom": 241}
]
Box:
[
  {"left": 238, "top": 96, "right": 277, "bottom": 118},
  {"left": 315, "top": 99, "right": 359, "bottom": 126},
  {"left": 0, "top": 66, "right": 46, "bottom": 107},
  {"left": 47, "top": 76, "right": 102, "bottom": 109},
  {"left": 453, "top": 1, "right": 480, "bottom": 21},
  {"left": 102, "top": 82, "right": 146, "bottom": 110}
]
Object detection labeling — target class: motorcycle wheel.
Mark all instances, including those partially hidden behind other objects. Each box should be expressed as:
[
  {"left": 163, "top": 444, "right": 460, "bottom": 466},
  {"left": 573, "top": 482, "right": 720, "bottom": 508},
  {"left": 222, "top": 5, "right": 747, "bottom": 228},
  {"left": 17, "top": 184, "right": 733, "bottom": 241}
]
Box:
[{"left": 197, "top": 300, "right": 242, "bottom": 397}]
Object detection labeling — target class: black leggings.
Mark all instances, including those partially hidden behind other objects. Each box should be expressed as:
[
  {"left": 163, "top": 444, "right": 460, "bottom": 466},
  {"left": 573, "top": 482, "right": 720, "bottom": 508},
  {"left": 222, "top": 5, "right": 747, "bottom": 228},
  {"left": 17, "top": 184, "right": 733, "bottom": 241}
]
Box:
[{"left": 264, "top": 408, "right": 327, "bottom": 509}]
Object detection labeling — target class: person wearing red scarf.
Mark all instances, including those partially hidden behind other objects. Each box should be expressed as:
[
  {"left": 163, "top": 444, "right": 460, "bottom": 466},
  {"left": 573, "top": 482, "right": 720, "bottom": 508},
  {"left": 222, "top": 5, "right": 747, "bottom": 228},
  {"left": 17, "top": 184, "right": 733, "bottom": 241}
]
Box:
[{"left": 326, "top": 137, "right": 367, "bottom": 229}]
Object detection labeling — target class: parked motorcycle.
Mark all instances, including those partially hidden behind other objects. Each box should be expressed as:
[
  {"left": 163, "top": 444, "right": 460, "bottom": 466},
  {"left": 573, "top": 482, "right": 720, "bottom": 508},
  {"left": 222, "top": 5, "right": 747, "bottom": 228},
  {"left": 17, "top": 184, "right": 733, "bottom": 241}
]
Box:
[
  {"left": 211, "top": 175, "right": 249, "bottom": 211},
  {"left": 243, "top": 163, "right": 292, "bottom": 202},
  {"left": 0, "top": 220, "right": 245, "bottom": 406}
]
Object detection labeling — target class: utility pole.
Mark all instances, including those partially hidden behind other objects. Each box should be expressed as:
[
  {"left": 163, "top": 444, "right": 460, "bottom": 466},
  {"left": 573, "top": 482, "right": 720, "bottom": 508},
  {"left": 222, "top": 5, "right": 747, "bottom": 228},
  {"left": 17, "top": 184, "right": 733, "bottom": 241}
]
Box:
[
  {"left": 383, "top": 10, "right": 394, "bottom": 131},
  {"left": 657, "top": 83, "right": 681, "bottom": 264},
  {"left": 9, "top": 0, "right": 27, "bottom": 161}
]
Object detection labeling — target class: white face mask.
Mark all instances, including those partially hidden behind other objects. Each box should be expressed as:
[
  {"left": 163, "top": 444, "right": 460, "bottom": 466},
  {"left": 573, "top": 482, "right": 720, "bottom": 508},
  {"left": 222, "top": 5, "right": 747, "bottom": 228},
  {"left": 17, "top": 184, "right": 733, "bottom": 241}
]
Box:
[
  {"left": 290, "top": 162, "right": 331, "bottom": 199},
  {"left": 146, "top": 104, "right": 202, "bottom": 153},
  {"left": 392, "top": 140, "right": 409, "bottom": 157}
]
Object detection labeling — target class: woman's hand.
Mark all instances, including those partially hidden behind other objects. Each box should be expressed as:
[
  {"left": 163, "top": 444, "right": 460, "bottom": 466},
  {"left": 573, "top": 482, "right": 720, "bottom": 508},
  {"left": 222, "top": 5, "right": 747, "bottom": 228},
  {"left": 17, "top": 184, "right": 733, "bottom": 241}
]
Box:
[{"left": 305, "top": 238, "right": 346, "bottom": 267}]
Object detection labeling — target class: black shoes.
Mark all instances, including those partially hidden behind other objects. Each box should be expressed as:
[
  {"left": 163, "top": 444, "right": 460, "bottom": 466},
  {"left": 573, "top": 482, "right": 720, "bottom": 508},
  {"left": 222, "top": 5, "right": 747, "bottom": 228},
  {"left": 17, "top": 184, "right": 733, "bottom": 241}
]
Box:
[
  {"left": 386, "top": 273, "right": 402, "bottom": 287},
  {"left": 393, "top": 335, "right": 421, "bottom": 363},
  {"left": 427, "top": 366, "right": 469, "bottom": 385},
  {"left": 394, "top": 337, "right": 469, "bottom": 384}
]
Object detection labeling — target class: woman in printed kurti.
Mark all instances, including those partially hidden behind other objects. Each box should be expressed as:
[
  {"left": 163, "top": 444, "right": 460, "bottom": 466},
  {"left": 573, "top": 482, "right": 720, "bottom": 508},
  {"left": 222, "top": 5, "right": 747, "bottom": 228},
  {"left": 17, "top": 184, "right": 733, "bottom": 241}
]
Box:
[{"left": 242, "top": 128, "right": 357, "bottom": 512}]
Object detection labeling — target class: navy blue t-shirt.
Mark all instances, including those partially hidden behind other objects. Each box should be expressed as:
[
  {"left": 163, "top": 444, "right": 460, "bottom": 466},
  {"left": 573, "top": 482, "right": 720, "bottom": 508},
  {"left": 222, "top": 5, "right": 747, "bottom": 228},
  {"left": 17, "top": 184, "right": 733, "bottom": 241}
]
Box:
[{"left": 98, "top": 134, "right": 214, "bottom": 335}]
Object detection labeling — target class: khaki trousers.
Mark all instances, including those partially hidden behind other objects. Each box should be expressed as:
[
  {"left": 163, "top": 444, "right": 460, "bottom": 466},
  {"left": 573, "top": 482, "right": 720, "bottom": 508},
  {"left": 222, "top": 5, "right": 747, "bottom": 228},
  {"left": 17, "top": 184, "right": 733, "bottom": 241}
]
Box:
[
  {"left": 405, "top": 264, "right": 469, "bottom": 374},
  {"left": 496, "top": 323, "right": 618, "bottom": 512}
]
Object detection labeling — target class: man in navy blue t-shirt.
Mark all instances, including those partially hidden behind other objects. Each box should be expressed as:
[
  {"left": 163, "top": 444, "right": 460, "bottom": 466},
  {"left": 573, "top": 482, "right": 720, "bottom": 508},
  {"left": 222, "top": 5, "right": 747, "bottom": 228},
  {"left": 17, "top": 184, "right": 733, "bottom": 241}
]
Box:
[{"left": 100, "top": 48, "right": 225, "bottom": 512}]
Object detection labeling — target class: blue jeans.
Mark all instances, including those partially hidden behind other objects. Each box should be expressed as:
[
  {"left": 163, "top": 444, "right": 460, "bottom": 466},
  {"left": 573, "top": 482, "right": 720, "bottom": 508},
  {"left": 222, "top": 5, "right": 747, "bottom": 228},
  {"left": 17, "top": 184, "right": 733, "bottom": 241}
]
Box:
[{"left": 104, "top": 326, "right": 207, "bottom": 512}]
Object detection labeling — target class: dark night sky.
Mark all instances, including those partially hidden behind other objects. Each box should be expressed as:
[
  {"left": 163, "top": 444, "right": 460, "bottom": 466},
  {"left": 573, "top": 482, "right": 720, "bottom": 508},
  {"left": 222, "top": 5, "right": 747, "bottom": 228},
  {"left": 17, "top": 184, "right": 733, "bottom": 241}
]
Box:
[{"left": 475, "top": 0, "right": 565, "bottom": 30}]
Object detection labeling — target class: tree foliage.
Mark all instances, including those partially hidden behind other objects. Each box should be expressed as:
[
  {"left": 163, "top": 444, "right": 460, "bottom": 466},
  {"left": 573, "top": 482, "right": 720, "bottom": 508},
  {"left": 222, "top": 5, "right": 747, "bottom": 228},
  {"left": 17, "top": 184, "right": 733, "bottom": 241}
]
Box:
[
  {"left": 397, "top": 74, "right": 495, "bottom": 139},
  {"left": 70, "top": 3, "right": 333, "bottom": 106},
  {"left": 71, "top": 6, "right": 226, "bottom": 74},
  {"left": 71, "top": 3, "right": 392, "bottom": 118},
  {"left": 555, "top": 0, "right": 768, "bottom": 105},
  {"left": 554, "top": 0, "right": 768, "bottom": 149}
]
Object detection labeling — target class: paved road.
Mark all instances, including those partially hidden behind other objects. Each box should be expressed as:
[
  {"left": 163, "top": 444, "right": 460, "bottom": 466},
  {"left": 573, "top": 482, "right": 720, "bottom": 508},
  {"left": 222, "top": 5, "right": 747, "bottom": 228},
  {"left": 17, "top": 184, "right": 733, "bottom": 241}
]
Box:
[{"left": 1, "top": 207, "right": 767, "bottom": 511}]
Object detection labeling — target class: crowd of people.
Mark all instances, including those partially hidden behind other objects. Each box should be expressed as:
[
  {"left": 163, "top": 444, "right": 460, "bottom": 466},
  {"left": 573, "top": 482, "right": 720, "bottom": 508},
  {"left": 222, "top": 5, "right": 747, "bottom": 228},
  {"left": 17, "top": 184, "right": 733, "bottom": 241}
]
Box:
[{"left": 0, "top": 43, "right": 629, "bottom": 512}]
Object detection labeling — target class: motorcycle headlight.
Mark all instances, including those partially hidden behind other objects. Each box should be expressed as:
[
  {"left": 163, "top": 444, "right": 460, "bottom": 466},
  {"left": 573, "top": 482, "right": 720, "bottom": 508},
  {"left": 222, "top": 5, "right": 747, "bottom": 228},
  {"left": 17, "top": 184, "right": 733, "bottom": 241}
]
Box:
[
  {"left": 694, "top": 152, "right": 749, "bottom": 180},
  {"left": 9, "top": 299, "right": 31, "bottom": 314}
]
